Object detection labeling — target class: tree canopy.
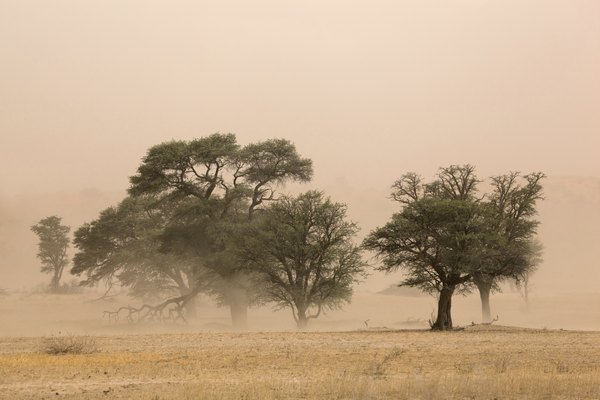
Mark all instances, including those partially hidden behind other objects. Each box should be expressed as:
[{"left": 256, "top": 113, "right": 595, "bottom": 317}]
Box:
[
  {"left": 72, "top": 133, "right": 313, "bottom": 328},
  {"left": 472, "top": 172, "right": 545, "bottom": 321},
  {"left": 31, "top": 216, "right": 71, "bottom": 292},
  {"left": 364, "top": 165, "right": 544, "bottom": 329},
  {"left": 236, "top": 191, "right": 366, "bottom": 329},
  {"left": 71, "top": 196, "right": 202, "bottom": 302}
]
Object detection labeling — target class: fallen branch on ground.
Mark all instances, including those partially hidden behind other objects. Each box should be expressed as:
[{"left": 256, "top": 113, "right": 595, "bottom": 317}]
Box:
[{"left": 103, "top": 288, "right": 199, "bottom": 324}]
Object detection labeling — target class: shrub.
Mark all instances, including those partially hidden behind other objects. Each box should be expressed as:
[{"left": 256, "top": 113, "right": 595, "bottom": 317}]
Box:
[{"left": 41, "top": 332, "right": 97, "bottom": 355}]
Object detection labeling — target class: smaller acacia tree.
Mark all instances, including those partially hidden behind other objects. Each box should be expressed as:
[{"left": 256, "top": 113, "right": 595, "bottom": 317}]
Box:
[
  {"left": 473, "top": 172, "right": 545, "bottom": 322},
  {"left": 236, "top": 191, "right": 366, "bottom": 330},
  {"left": 31, "top": 216, "right": 70, "bottom": 293}
]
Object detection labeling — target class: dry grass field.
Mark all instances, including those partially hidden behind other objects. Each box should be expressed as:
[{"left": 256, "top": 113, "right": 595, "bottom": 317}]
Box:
[{"left": 1, "top": 326, "right": 600, "bottom": 399}]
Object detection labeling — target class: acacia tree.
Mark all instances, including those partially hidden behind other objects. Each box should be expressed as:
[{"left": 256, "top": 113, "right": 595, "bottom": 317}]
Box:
[
  {"left": 31, "top": 216, "right": 71, "bottom": 293},
  {"left": 364, "top": 166, "right": 485, "bottom": 330},
  {"left": 364, "top": 165, "right": 546, "bottom": 329},
  {"left": 71, "top": 195, "right": 205, "bottom": 314},
  {"left": 236, "top": 191, "right": 366, "bottom": 330},
  {"left": 127, "top": 133, "right": 313, "bottom": 328},
  {"left": 473, "top": 172, "right": 545, "bottom": 322}
]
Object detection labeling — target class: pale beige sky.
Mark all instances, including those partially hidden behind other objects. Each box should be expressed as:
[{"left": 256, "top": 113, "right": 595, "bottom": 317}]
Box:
[
  {"left": 1, "top": 0, "right": 599, "bottom": 197},
  {"left": 0, "top": 1, "right": 599, "bottom": 298}
]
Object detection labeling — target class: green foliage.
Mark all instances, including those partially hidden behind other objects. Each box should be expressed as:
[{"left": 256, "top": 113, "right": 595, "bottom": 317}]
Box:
[
  {"left": 127, "top": 134, "right": 313, "bottom": 302},
  {"left": 364, "top": 165, "right": 545, "bottom": 329},
  {"left": 477, "top": 172, "right": 546, "bottom": 286},
  {"left": 128, "top": 134, "right": 313, "bottom": 217},
  {"left": 129, "top": 134, "right": 239, "bottom": 198},
  {"left": 364, "top": 197, "right": 482, "bottom": 294},
  {"left": 365, "top": 166, "right": 483, "bottom": 294},
  {"left": 72, "top": 196, "right": 201, "bottom": 299},
  {"left": 31, "top": 216, "right": 70, "bottom": 292},
  {"left": 236, "top": 191, "right": 366, "bottom": 328},
  {"left": 72, "top": 133, "right": 313, "bottom": 322}
]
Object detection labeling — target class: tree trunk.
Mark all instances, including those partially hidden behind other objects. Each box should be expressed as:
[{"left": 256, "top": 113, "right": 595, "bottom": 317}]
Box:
[
  {"left": 228, "top": 286, "right": 248, "bottom": 330},
  {"left": 230, "top": 300, "right": 248, "bottom": 330},
  {"left": 177, "top": 285, "right": 198, "bottom": 319},
  {"left": 50, "top": 274, "right": 60, "bottom": 293},
  {"left": 520, "top": 275, "right": 530, "bottom": 309},
  {"left": 476, "top": 281, "right": 492, "bottom": 323},
  {"left": 296, "top": 307, "right": 308, "bottom": 330},
  {"left": 432, "top": 285, "right": 454, "bottom": 331},
  {"left": 184, "top": 296, "right": 198, "bottom": 319}
]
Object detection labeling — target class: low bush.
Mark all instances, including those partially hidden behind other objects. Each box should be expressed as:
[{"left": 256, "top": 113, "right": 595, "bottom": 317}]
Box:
[{"left": 41, "top": 333, "right": 97, "bottom": 355}]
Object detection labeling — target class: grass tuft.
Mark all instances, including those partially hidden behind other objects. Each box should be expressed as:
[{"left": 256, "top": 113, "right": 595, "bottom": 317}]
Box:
[{"left": 41, "top": 332, "right": 97, "bottom": 355}]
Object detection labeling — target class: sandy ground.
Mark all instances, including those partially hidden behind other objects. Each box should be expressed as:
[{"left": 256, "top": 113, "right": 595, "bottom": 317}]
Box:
[
  {"left": 1, "top": 292, "right": 600, "bottom": 399},
  {"left": 1, "top": 326, "right": 600, "bottom": 399}
]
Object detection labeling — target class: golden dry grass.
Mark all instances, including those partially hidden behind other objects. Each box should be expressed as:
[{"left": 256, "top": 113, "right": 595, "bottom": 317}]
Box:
[{"left": 1, "top": 326, "right": 599, "bottom": 399}]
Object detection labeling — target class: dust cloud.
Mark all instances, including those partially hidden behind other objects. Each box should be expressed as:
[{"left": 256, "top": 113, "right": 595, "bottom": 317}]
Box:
[
  {"left": 1, "top": 176, "right": 599, "bottom": 335},
  {"left": 1, "top": 0, "right": 599, "bottom": 335}
]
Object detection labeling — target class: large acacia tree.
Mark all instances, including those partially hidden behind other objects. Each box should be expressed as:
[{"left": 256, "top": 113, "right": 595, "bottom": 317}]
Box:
[
  {"left": 236, "top": 191, "right": 366, "bottom": 329},
  {"left": 364, "top": 166, "right": 487, "bottom": 330},
  {"left": 31, "top": 216, "right": 71, "bottom": 293},
  {"left": 364, "top": 165, "right": 544, "bottom": 329},
  {"left": 126, "top": 133, "right": 313, "bottom": 328}
]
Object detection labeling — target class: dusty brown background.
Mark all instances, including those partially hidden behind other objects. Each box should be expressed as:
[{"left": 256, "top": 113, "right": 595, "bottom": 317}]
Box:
[{"left": 0, "top": 1, "right": 598, "bottom": 331}]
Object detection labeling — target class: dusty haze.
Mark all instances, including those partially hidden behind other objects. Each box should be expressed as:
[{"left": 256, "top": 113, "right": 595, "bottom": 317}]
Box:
[{"left": 0, "top": 0, "right": 599, "bottom": 333}]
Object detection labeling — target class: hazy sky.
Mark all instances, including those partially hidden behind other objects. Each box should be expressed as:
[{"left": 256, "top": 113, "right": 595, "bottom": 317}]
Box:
[
  {"left": 1, "top": 0, "right": 599, "bottom": 197},
  {"left": 1, "top": 1, "right": 599, "bottom": 296}
]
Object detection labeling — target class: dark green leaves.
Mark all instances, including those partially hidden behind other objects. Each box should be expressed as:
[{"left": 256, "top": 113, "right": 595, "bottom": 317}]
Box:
[
  {"left": 236, "top": 191, "right": 365, "bottom": 326},
  {"left": 31, "top": 216, "right": 71, "bottom": 290}
]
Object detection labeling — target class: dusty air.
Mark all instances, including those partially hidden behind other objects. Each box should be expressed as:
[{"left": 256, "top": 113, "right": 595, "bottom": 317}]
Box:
[{"left": 1, "top": 1, "right": 599, "bottom": 399}]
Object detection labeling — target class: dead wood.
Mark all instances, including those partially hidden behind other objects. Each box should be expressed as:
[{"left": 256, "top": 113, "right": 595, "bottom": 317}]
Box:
[{"left": 103, "top": 288, "right": 199, "bottom": 324}]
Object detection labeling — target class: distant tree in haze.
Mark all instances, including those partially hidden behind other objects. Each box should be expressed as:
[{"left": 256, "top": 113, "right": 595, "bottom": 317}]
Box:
[
  {"left": 474, "top": 172, "right": 545, "bottom": 322},
  {"left": 31, "top": 216, "right": 70, "bottom": 293},
  {"left": 364, "top": 166, "right": 484, "bottom": 330},
  {"left": 236, "top": 191, "right": 366, "bottom": 330}
]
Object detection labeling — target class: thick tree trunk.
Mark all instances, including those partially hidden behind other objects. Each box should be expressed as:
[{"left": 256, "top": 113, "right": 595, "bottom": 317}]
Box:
[
  {"left": 476, "top": 281, "right": 492, "bottom": 323},
  {"left": 49, "top": 263, "right": 65, "bottom": 293},
  {"left": 228, "top": 286, "right": 248, "bottom": 330},
  {"left": 50, "top": 274, "right": 60, "bottom": 293},
  {"left": 432, "top": 285, "right": 455, "bottom": 331},
  {"left": 184, "top": 296, "right": 198, "bottom": 319},
  {"left": 296, "top": 307, "right": 308, "bottom": 330},
  {"left": 230, "top": 300, "right": 248, "bottom": 330}
]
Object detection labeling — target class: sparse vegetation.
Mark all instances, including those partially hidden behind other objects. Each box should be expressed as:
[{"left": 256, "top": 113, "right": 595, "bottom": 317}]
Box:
[
  {"left": 368, "top": 347, "right": 404, "bottom": 378},
  {"left": 41, "top": 332, "right": 97, "bottom": 355},
  {"left": 493, "top": 356, "right": 510, "bottom": 373},
  {"left": 1, "top": 327, "right": 598, "bottom": 399}
]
